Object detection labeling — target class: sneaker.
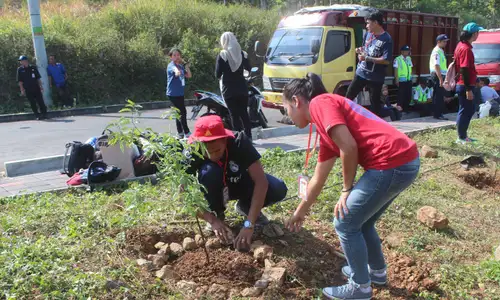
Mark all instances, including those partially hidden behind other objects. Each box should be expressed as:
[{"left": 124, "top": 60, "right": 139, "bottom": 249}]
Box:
[
  {"left": 177, "top": 133, "right": 185, "bottom": 139},
  {"left": 342, "top": 266, "right": 387, "bottom": 286},
  {"left": 455, "top": 137, "right": 476, "bottom": 145},
  {"left": 185, "top": 132, "right": 191, "bottom": 139},
  {"left": 234, "top": 203, "right": 269, "bottom": 227},
  {"left": 322, "top": 279, "right": 372, "bottom": 300}
]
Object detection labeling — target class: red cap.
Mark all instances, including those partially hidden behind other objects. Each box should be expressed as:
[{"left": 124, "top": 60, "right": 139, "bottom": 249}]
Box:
[{"left": 188, "top": 115, "right": 235, "bottom": 143}]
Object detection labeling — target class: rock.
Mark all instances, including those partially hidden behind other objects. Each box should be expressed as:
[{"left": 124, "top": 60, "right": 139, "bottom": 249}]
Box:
[
  {"left": 196, "top": 285, "right": 209, "bottom": 298},
  {"left": 136, "top": 258, "right": 154, "bottom": 271},
  {"left": 105, "top": 280, "right": 127, "bottom": 291},
  {"left": 158, "top": 244, "right": 170, "bottom": 255},
  {"left": 264, "top": 259, "right": 275, "bottom": 269},
  {"left": 254, "top": 245, "right": 273, "bottom": 261},
  {"left": 421, "top": 145, "right": 438, "bottom": 158},
  {"left": 417, "top": 206, "right": 449, "bottom": 229},
  {"left": 195, "top": 234, "right": 205, "bottom": 247},
  {"left": 229, "top": 288, "right": 240, "bottom": 298},
  {"left": 154, "top": 242, "right": 166, "bottom": 249},
  {"left": 250, "top": 240, "right": 264, "bottom": 252},
  {"left": 206, "top": 238, "right": 222, "bottom": 249},
  {"left": 255, "top": 279, "right": 269, "bottom": 289},
  {"left": 262, "top": 223, "right": 285, "bottom": 238},
  {"left": 278, "top": 239, "right": 289, "bottom": 247},
  {"left": 155, "top": 265, "right": 180, "bottom": 280},
  {"left": 385, "top": 233, "right": 404, "bottom": 248},
  {"left": 208, "top": 283, "right": 228, "bottom": 299},
  {"left": 241, "top": 287, "right": 263, "bottom": 297},
  {"left": 176, "top": 280, "right": 198, "bottom": 294},
  {"left": 261, "top": 267, "right": 286, "bottom": 287},
  {"left": 156, "top": 248, "right": 170, "bottom": 260},
  {"left": 150, "top": 254, "right": 166, "bottom": 269},
  {"left": 183, "top": 237, "right": 197, "bottom": 251},
  {"left": 169, "top": 243, "right": 184, "bottom": 256},
  {"left": 495, "top": 245, "right": 500, "bottom": 261}
]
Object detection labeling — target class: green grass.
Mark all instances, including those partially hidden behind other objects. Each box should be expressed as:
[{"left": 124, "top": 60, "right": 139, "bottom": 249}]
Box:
[{"left": 0, "top": 118, "right": 499, "bottom": 299}]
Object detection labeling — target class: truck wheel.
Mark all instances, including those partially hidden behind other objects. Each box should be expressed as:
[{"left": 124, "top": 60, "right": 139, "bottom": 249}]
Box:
[{"left": 258, "top": 111, "right": 268, "bottom": 128}]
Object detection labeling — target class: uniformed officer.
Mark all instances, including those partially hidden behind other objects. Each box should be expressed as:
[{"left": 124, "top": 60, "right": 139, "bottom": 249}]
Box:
[
  {"left": 429, "top": 34, "right": 449, "bottom": 120},
  {"left": 16, "top": 55, "right": 47, "bottom": 120},
  {"left": 394, "top": 45, "right": 413, "bottom": 112}
]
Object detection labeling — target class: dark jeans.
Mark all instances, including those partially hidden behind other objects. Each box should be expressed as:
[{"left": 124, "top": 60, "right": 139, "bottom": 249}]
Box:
[
  {"left": 55, "top": 85, "right": 72, "bottom": 107},
  {"left": 397, "top": 81, "right": 413, "bottom": 112},
  {"left": 198, "top": 161, "right": 288, "bottom": 218},
  {"left": 431, "top": 73, "right": 445, "bottom": 118},
  {"left": 169, "top": 96, "right": 190, "bottom": 135},
  {"left": 346, "top": 75, "right": 383, "bottom": 116},
  {"left": 412, "top": 102, "right": 433, "bottom": 117},
  {"left": 456, "top": 85, "right": 476, "bottom": 139},
  {"left": 226, "top": 95, "right": 252, "bottom": 139},
  {"left": 26, "top": 89, "right": 47, "bottom": 117},
  {"left": 380, "top": 107, "right": 401, "bottom": 121}
]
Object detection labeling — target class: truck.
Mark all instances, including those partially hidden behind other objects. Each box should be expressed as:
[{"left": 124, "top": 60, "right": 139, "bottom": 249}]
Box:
[
  {"left": 254, "top": 4, "right": 459, "bottom": 113},
  {"left": 474, "top": 29, "right": 500, "bottom": 92}
]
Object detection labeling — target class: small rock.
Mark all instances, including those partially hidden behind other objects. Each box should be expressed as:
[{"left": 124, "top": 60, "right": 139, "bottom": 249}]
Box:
[
  {"left": 196, "top": 285, "right": 209, "bottom": 297},
  {"left": 421, "top": 145, "right": 438, "bottom": 158},
  {"left": 154, "top": 242, "right": 166, "bottom": 249},
  {"left": 136, "top": 258, "right": 154, "bottom": 271},
  {"left": 183, "top": 237, "right": 197, "bottom": 251},
  {"left": 169, "top": 243, "right": 184, "bottom": 256},
  {"left": 250, "top": 240, "right": 264, "bottom": 252},
  {"left": 385, "top": 233, "right": 404, "bottom": 249},
  {"left": 264, "top": 258, "right": 275, "bottom": 269},
  {"left": 262, "top": 223, "right": 285, "bottom": 238},
  {"left": 255, "top": 279, "right": 269, "bottom": 288},
  {"left": 176, "top": 280, "right": 198, "bottom": 294},
  {"left": 195, "top": 234, "right": 205, "bottom": 247},
  {"left": 417, "top": 206, "right": 449, "bottom": 229},
  {"left": 156, "top": 249, "right": 170, "bottom": 260},
  {"left": 229, "top": 288, "right": 240, "bottom": 298},
  {"left": 278, "top": 239, "right": 289, "bottom": 247},
  {"left": 206, "top": 238, "right": 222, "bottom": 249},
  {"left": 254, "top": 245, "right": 273, "bottom": 261},
  {"left": 150, "top": 254, "right": 166, "bottom": 269},
  {"left": 155, "top": 265, "right": 180, "bottom": 280},
  {"left": 261, "top": 267, "right": 286, "bottom": 287},
  {"left": 495, "top": 245, "right": 500, "bottom": 261},
  {"left": 208, "top": 283, "right": 228, "bottom": 299},
  {"left": 241, "top": 287, "right": 263, "bottom": 297},
  {"left": 105, "top": 280, "right": 127, "bottom": 291},
  {"left": 394, "top": 266, "right": 400, "bottom": 273},
  {"left": 158, "top": 244, "right": 170, "bottom": 255}
]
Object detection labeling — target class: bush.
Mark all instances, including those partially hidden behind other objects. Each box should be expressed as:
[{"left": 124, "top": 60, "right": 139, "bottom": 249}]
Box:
[{"left": 0, "top": 0, "right": 280, "bottom": 113}]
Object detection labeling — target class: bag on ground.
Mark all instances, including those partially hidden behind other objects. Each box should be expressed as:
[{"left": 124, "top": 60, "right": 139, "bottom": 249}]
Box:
[
  {"left": 63, "top": 142, "right": 95, "bottom": 177},
  {"left": 87, "top": 161, "right": 121, "bottom": 184}
]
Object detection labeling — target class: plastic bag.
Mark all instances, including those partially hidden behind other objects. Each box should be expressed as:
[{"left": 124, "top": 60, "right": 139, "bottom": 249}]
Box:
[{"left": 478, "top": 101, "right": 491, "bottom": 119}]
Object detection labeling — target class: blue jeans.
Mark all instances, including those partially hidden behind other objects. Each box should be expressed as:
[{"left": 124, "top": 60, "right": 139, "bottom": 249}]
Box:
[
  {"left": 431, "top": 73, "right": 445, "bottom": 118},
  {"left": 334, "top": 157, "right": 420, "bottom": 284},
  {"left": 456, "top": 85, "right": 476, "bottom": 140},
  {"left": 198, "top": 161, "right": 288, "bottom": 218}
]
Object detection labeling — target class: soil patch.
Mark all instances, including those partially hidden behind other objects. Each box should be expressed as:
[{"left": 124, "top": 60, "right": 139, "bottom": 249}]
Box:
[
  {"left": 124, "top": 226, "right": 190, "bottom": 256},
  {"left": 457, "top": 168, "right": 499, "bottom": 190}
]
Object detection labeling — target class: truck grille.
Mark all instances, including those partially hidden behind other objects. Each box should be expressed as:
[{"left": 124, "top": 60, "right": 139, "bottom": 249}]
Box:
[{"left": 270, "top": 78, "right": 292, "bottom": 92}]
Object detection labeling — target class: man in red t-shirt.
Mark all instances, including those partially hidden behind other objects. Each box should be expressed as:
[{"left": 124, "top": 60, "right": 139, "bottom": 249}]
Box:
[
  {"left": 282, "top": 73, "right": 420, "bottom": 300},
  {"left": 454, "top": 22, "right": 482, "bottom": 143}
]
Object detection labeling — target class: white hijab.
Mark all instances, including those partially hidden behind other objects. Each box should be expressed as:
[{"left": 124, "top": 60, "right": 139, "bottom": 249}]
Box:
[{"left": 220, "top": 32, "right": 243, "bottom": 73}]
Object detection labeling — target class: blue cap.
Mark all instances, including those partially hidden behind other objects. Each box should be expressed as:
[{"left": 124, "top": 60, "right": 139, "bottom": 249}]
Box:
[
  {"left": 400, "top": 45, "right": 410, "bottom": 51},
  {"left": 463, "top": 22, "right": 484, "bottom": 33},
  {"left": 436, "top": 34, "right": 449, "bottom": 42},
  {"left": 18, "top": 55, "right": 28, "bottom": 61}
]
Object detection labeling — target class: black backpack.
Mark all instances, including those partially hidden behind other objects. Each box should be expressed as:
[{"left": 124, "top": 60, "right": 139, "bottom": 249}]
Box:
[
  {"left": 63, "top": 142, "right": 95, "bottom": 177},
  {"left": 87, "top": 161, "right": 121, "bottom": 184}
]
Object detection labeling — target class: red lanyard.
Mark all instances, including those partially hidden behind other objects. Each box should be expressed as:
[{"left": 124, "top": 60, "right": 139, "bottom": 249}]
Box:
[
  {"left": 364, "top": 32, "right": 385, "bottom": 49},
  {"left": 304, "top": 124, "right": 319, "bottom": 173},
  {"left": 218, "top": 151, "right": 229, "bottom": 187}
]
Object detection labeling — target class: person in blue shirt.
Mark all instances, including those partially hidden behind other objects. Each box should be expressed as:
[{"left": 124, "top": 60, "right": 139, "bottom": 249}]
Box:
[
  {"left": 47, "top": 55, "right": 72, "bottom": 108},
  {"left": 167, "top": 48, "right": 192, "bottom": 139},
  {"left": 346, "top": 10, "right": 393, "bottom": 117}
]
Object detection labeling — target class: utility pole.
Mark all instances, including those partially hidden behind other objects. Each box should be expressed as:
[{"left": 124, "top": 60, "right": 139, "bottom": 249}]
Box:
[{"left": 27, "top": 0, "right": 51, "bottom": 106}]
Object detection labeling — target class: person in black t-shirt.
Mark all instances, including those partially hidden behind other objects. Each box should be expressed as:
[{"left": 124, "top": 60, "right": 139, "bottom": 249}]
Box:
[
  {"left": 187, "top": 114, "right": 288, "bottom": 250},
  {"left": 16, "top": 55, "right": 48, "bottom": 119}
]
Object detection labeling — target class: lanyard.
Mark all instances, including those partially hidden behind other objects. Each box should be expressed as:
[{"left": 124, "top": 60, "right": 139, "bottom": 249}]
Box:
[
  {"left": 364, "top": 31, "right": 385, "bottom": 49},
  {"left": 304, "top": 124, "right": 319, "bottom": 173},
  {"left": 217, "top": 151, "right": 229, "bottom": 187}
]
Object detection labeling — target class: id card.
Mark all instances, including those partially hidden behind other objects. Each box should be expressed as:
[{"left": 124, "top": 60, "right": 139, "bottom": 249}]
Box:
[
  {"left": 223, "top": 186, "right": 229, "bottom": 208},
  {"left": 32, "top": 73, "right": 36, "bottom": 78},
  {"left": 298, "top": 175, "right": 309, "bottom": 201}
]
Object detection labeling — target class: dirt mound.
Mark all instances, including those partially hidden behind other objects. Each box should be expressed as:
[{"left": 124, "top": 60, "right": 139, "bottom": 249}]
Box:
[
  {"left": 457, "top": 168, "right": 498, "bottom": 190},
  {"left": 124, "top": 226, "right": 189, "bottom": 256}
]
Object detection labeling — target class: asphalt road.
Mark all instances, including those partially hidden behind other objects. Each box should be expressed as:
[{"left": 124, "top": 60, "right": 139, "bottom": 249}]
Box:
[{"left": 0, "top": 107, "right": 284, "bottom": 170}]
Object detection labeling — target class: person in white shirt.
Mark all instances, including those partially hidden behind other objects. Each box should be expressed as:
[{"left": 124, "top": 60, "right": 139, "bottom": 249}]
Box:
[{"left": 478, "top": 78, "right": 500, "bottom": 103}]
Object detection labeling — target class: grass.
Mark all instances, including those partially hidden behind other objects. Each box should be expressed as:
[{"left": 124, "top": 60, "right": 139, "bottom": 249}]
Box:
[{"left": 0, "top": 118, "right": 499, "bottom": 299}]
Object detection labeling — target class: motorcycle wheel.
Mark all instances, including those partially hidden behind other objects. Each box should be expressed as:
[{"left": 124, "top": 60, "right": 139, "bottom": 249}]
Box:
[{"left": 258, "top": 111, "right": 268, "bottom": 128}]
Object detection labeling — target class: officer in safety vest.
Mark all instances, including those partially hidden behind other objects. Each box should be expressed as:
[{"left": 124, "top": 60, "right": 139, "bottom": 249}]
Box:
[
  {"left": 393, "top": 45, "right": 413, "bottom": 112},
  {"left": 429, "top": 34, "right": 449, "bottom": 120},
  {"left": 411, "top": 78, "right": 433, "bottom": 117}
]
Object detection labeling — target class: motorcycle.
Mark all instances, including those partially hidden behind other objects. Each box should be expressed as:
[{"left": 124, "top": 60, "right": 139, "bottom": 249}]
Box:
[{"left": 190, "top": 67, "right": 268, "bottom": 129}]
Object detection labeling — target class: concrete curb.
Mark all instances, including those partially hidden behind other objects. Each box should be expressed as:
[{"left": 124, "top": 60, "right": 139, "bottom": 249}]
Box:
[{"left": 0, "top": 100, "right": 197, "bottom": 123}]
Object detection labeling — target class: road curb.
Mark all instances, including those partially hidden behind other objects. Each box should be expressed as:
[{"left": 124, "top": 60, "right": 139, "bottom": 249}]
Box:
[{"left": 0, "top": 100, "right": 197, "bottom": 123}]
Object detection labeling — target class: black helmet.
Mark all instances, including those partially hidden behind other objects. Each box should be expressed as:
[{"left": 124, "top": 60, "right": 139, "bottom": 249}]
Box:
[{"left": 18, "top": 55, "right": 28, "bottom": 61}]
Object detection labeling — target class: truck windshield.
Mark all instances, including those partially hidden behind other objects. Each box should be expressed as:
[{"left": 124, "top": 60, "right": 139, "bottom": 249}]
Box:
[
  {"left": 473, "top": 44, "right": 500, "bottom": 64},
  {"left": 266, "top": 28, "right": 323, "bottom": 65}
]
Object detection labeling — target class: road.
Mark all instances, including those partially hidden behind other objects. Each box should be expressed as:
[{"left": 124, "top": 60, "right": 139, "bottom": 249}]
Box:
[{"left": 0, "top": 107, "right": 284, "bottom": 170}]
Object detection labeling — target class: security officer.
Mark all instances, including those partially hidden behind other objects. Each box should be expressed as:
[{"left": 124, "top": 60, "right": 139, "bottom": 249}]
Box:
[
  {"left": 411, "top": 78, "right": 433, "bottom": 117},
  {"left": 429, "top": 34, "right": 449, "bottom": 120},
  {"left": 394, "top": 45, "right": 413, "bottom": 112},
  {"left": 16, "top": 55, "right": 47, "bottom": 120}
]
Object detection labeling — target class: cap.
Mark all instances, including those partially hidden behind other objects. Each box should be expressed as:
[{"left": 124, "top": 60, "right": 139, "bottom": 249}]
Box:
[
  {"left": 188, "top": 114, "right": 235, "bottom": 143},
  {"left": 436, "top": 34, "right": 449, "bottom": 42},
  {"left": 18, "top": 55, "right": 28, "bottom": 61},
  {"left": 463, "top": 22, "right": 484, "bottom": 33},
  {"left": 400, "top": 45, "right": 410, "bottom": 51}
]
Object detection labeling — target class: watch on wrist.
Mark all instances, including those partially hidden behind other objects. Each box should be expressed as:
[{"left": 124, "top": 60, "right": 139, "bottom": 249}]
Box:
[{"left": 243, "top": 220, "right": 254, "bottom": 229}]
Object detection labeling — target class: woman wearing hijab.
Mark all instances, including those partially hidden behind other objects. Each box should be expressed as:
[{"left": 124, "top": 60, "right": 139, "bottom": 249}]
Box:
[{"left": 215, "top": 32, "right": 252, "bottom": 140}]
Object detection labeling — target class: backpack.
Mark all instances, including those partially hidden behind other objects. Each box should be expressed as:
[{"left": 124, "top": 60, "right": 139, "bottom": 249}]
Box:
[
  {"left": 443, "top": 61, "right": 458, "bottom": 92},
  {"left": 87, "top": 161, "right": 121, "bottom": 185},
  {"left": 487, "top": 99, "right": 499, "bottom": 117},
  {"left": 63, "top": 142, "right": 95, "bottom": 177}
]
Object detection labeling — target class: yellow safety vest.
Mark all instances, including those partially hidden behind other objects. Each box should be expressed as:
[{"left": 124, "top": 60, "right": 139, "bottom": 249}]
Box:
[
  {"left": 429, "top": 47, "right": 447, "bottom": 74},
  {"left": 396, "top": 55, "right": 412, "bottom": 82},
  {"left": 411, "top": 85, "right": 429, "bottom": 105}
]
